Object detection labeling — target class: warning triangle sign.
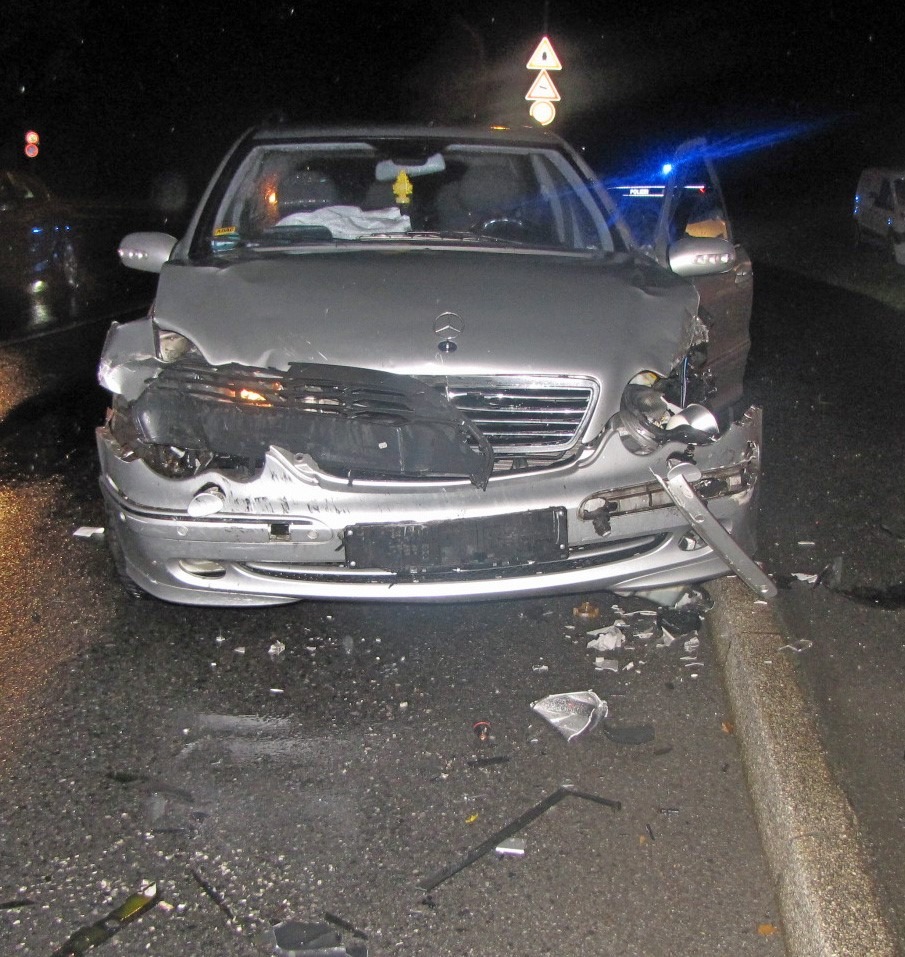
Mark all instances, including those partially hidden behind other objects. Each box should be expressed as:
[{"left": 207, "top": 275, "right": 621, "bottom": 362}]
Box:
[
  {"left": 527, "top": 37, "right": 562, "bottom": 71},
  {"left": 525, "top": 69, "right": 561, "bottom": 102}
]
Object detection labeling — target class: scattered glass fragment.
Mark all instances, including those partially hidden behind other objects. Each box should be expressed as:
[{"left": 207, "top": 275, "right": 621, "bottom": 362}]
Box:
[{"left": 495, "top": 837, "right": 526, "bottom": 856}]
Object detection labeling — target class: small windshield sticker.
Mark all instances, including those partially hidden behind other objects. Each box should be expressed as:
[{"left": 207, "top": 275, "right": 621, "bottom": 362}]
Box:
[
  {"left": 393, "top": 170, "right": 413, "bottom": 205},
  {"left": 214, "top": 226, "right": 238, "bottom": 236}
]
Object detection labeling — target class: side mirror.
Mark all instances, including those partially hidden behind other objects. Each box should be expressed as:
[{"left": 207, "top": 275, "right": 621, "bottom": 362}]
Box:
[
  {"left": 118, "top": 231, "right": 177, "bottom": 273},
  {"left": 668, "top": 236, "right": 737, "bottom": 277}
]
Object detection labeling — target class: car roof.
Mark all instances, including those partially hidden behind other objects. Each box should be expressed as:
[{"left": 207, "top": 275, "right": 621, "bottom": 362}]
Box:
[
  {"left": 249, "top": 123, "right": 569, "bottom": 150},
  {"left": 860, "top": 167, "right": 905, "bottom": 179}
]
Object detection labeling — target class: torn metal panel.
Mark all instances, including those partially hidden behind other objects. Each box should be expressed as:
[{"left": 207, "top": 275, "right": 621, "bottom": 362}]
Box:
[
  {"left": 654, "top": 460, "right": 777, "bottom": 599},
  {"left": 96, "top": 318, "right": 160, "bottom": 400},
  {"left": 130, "top": 360, "right": 494, "bottom": 487}
]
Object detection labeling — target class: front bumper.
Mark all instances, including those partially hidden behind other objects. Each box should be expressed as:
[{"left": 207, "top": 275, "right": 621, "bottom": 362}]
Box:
[{"left": 97, "top": 407, "right": 763, "bottom": 606}]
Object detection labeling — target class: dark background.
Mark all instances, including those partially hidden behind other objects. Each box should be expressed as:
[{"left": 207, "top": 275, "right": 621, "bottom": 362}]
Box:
[{"left": 3, "top": 1, "right": 904, "bottom": 211}]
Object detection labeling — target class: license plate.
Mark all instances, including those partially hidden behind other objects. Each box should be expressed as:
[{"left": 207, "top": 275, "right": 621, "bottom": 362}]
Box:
[{"left": 344, "top": 508, "right": 567, "bottom": 573}]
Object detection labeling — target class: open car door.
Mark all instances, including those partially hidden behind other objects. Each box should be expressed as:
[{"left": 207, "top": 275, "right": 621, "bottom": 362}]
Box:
[{"left": 653, "top": 139, "right": 753, "bottom": 414}]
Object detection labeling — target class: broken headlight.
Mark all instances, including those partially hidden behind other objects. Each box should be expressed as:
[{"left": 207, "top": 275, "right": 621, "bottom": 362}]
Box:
[
  {"left": 617, "top": 368, "right": 719, "bottom": 454},
  {"left": 154, "top": 326, "right": 200, "bottom": 363}
]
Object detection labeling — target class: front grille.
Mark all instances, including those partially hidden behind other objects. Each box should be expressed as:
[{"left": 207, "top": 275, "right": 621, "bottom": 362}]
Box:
[
  {"left": 148, "top": 360, "right": 426, "bottom": 419},
  {"left": 425, "top": 376, "right": 597, "bottom": 458},
  {"left": 148, "top": 361, "right": 597, "bottom": 472}
]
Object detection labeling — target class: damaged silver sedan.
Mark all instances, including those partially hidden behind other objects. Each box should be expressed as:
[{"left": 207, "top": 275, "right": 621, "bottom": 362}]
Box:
[{"left": 97, "top": 124, "right": 767, "bottom": 606}]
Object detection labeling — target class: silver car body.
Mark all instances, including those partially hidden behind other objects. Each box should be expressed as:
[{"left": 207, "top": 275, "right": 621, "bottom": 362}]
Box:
[{"left": 98, "top": 125, "right": 761, "bottom": 606}]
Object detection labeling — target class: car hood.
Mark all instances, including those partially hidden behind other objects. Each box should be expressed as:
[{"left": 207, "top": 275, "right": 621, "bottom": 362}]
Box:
[{"left": 152, "top": 247, "right": 700, "bottom": 421}]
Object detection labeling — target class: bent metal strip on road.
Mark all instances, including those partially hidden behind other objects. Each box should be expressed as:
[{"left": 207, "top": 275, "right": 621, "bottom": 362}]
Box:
[{"left": 708, "top": 577, "right": 898, "bottom": 957}]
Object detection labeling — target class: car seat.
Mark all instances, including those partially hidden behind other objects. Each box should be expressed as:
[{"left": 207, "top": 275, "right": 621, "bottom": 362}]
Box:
[{"left": 435, "top": 161, "right": 524, "bottom": 231}]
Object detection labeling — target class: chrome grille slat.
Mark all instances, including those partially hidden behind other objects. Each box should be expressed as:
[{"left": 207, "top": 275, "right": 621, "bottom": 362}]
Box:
[{"left": 425, "top": 375, "right": 597, "bottom": 457}]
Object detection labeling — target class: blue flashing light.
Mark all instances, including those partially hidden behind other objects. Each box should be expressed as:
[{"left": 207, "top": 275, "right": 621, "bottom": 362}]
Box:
[{"left": 606, "top": 118, "right": 836, "bottom": 192}]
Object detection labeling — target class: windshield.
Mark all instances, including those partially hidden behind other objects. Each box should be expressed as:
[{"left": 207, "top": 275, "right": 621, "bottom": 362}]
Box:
[{"left": 202, "top": 139, "right": 615, "bottom": 254}]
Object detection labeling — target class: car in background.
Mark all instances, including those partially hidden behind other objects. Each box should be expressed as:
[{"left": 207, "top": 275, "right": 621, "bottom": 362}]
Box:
[
  {"left": 0, "top": 169, "right": 154, "bottom": 342},
  {"left": 853, "top": 167, "right": 905, "bottom": 265},
  {"left": 98, "top": 123, "right": 766, "bottom": 607}
]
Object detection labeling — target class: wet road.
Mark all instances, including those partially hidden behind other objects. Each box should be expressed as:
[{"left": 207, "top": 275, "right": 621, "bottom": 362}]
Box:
[{"left": 0, "top": 335, "right": 783, "bottom": 951}]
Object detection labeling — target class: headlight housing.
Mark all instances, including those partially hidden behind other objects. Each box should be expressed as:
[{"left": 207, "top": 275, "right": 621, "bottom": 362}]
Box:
[
  {"left": 154, "top": 326, "right": 200, "bottom": 362},
  {"left": 618, "top": 369, "right": 719, "bottom": 454}
]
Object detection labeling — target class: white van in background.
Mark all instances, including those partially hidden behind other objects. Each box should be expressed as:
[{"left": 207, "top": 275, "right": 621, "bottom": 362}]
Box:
[{"left": 853, "top": 167, "right": 905, "bottom": 264}]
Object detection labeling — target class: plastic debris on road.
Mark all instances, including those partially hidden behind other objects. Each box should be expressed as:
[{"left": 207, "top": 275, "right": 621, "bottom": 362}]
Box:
[
  {"left": 473, "top": 720, "right": 491, "bottom": 742},
  {"left": 50, "top": 883, "right": 159, "bottom": 956},
  {"left": 572, "top": 600, "right": 601, "bottom": 620},
  {"left": 594, "top": 657, "right": 619, "bottom": 672},
  {"left": 265, "top": 919, "right": 368, "bottom": 956},
  {"left": 268, "top": 640, "right": 287, "bottom": 658},
  {"left": 791, "top": 572, "right": 819, "bottom": 584},
  {"left": 419, "top": 784, "right": 621, "bottom": 892},
  {"left": 73, "top": 526, "right": 105, "bottom": 540},
  {"left": 496, "top": 837, "right": 527, "bottom": 856},
  {"left": 531, "top": 689, "right": 608, "bottom": 741},
  {"left": 586, "top": 624, "right": 625, "bottom": 652}
]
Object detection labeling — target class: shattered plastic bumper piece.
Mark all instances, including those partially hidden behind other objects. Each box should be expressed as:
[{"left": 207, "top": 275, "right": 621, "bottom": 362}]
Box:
[
  {"left": 531, "top": 689, "right": 608, "bottom": 741},
  {"left": 266, "top": 920, "right": 367, "bottom": 957}
]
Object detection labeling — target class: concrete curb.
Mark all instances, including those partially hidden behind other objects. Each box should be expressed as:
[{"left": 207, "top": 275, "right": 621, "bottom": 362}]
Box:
[{"left": 708, "top": 576, "right": 899, "bottom": 957}]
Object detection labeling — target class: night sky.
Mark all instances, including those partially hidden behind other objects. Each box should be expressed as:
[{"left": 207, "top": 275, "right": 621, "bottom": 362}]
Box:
[{"left": 3, "top": 1, "right": 903, "bottom": 204}]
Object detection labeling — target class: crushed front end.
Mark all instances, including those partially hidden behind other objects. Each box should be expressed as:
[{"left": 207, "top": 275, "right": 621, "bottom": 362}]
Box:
[{"left": 97, "top": 321, "right": 763, "bottom": 607}]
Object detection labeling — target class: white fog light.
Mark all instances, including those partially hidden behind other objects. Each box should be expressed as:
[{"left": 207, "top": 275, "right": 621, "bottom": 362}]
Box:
[{"left": 178, "top": 559, "right": 226, "bottom": 578}]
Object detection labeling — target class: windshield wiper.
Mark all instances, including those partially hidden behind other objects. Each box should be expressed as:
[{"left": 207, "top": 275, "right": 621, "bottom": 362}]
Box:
[{"left": 363, "top": 230, "right": 532, "bottom": 245}]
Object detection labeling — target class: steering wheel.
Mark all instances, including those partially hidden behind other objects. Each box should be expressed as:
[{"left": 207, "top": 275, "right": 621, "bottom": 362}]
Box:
[{"left": 471, "top": 216, "right": 529, "bottom": 240}]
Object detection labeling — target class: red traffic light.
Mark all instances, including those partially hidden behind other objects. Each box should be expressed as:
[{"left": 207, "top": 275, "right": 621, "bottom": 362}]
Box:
[{"left": 24, "top": 130, "right": 40, "bottom": 158}]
